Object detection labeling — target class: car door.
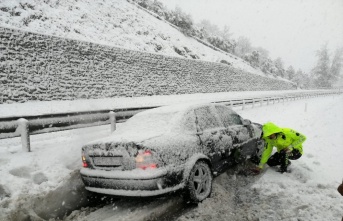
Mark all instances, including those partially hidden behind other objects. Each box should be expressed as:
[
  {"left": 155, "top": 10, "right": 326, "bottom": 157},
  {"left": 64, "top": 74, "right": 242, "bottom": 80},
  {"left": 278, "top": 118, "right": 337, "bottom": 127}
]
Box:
[
  {"left": 214, "top": 105, "right": 256, "bottom": 161},
  {"left": 194, "top": 106, "right": 226, "bottom": 171}
]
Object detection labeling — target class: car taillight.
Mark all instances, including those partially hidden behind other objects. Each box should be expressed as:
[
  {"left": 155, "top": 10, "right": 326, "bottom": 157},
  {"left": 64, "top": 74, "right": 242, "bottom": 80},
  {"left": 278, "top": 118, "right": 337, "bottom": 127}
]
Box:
[
  {"left": 135, "top": 150, "right": 157, "bottom": 170},
  {"left": 82, "top": 154, "right": 88, "bottom": 168}
]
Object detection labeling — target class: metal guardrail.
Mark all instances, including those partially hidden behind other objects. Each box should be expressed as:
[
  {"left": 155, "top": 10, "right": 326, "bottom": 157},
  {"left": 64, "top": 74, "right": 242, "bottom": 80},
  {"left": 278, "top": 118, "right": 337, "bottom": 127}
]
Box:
[{"left": 0, "top": 90, "right": 341, "bottom": 151}]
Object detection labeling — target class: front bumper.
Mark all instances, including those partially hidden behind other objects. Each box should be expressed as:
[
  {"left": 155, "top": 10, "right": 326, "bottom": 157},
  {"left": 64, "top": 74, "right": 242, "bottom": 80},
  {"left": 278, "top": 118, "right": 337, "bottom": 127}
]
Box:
[{"left": 80, "top": 167, "right": 183, "bottom": 197}]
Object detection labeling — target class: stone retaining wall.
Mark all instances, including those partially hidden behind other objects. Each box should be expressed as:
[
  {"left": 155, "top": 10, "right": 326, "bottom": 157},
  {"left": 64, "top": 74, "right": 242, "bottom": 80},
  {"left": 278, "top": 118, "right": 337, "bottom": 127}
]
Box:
[{"left": 0, "top": 27, "right": 295, "bottom": 104}]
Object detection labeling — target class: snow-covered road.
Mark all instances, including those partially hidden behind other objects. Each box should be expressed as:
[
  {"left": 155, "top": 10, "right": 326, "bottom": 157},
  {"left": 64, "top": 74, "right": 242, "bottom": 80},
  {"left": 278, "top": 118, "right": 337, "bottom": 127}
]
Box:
[
  {"left": 177, "top": 94, "right": 343, "bottom": 221},
  {"left": 1, "top": 94, "right": 342, "bottom": 220}
]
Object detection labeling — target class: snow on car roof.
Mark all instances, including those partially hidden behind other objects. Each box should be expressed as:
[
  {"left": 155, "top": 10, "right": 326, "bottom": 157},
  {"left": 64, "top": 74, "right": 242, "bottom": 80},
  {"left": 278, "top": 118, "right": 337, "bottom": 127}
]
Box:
[
  {"left": 135, "top": 102, "right": 221, "bottom": 116},
  {"left": 135, "top": 103, "right": 194, "bottom": 115},
  {"left": 86, "top": 102, "right": 231, "bottom": 145},
  {"left": 114, "top": 103, "right": 209, "bottom": 137}
]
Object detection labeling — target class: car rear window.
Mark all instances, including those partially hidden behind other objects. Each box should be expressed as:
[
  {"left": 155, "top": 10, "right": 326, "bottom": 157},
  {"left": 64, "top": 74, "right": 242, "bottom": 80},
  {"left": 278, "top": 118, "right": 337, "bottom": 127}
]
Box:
[
  {"left": 215, "top": 106, "right": 242, "bottom": 126},
  {"left": 117, "top": 112, "right": 176, "bottom": 134},
  {"left": 194, "top": 107, "right": 221, "bottom": 130}
]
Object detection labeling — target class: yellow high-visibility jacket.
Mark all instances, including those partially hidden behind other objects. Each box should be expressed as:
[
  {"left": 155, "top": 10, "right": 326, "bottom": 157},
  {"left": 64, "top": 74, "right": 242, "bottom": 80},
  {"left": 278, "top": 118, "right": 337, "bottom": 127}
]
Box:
[{"left": 259, "top": 122, "right": 306, "bottom": 168}]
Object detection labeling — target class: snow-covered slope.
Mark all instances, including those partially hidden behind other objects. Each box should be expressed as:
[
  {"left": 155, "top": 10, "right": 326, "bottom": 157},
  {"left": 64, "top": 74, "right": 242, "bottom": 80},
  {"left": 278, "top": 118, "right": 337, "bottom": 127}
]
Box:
[{"left": 0, "top": 0, "right": 265, "bottom": 76}]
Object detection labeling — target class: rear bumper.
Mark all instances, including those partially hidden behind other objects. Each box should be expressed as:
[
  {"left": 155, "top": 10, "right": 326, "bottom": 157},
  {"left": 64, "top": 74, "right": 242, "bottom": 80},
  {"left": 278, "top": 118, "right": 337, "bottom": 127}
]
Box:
[
  {"left": 85, "top": 184, "right": 184, "bottom": 197},
  {"left": 80, "top": 167, "right": 183, "bottom": 196}
]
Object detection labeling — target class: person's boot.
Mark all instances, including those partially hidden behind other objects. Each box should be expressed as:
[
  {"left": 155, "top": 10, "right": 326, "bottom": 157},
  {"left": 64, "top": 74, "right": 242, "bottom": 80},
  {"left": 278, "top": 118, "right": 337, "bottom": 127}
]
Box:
[
  {"left": 278, "top": 166, "right": 288, "bottom": 173},
  {"left": 279, "top": 160, "right": 291, "bottom": 173}
]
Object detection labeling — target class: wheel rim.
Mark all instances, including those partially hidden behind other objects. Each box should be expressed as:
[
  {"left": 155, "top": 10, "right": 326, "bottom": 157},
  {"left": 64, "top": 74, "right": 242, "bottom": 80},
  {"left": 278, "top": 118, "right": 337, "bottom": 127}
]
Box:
[{"left": 192, "top": 164, "right": 211, "bottom": 199}]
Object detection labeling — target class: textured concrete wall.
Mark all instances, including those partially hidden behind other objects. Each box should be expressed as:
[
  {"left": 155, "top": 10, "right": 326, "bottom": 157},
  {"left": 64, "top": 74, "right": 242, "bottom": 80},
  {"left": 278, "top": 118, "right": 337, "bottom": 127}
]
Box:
[{"left": 0, "top": 27, "right": 295, "bottom": 104}]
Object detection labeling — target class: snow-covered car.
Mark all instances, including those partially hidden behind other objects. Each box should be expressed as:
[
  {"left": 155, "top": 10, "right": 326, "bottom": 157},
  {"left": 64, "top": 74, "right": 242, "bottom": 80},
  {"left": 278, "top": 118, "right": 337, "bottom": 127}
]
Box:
[{"left": 80, "top": 103, "right": 263, "bottom": 202}]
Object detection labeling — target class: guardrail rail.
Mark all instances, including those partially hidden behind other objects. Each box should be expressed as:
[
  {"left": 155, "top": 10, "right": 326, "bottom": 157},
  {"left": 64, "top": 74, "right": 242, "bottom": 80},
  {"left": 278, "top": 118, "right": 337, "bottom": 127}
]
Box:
[{"left": 0, "top": 90, "right": 341, "bottom": 152}]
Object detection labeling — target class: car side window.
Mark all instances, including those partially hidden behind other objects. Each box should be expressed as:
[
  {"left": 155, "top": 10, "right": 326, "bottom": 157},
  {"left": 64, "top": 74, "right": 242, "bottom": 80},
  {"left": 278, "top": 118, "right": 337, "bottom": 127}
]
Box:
[
  {"left": 215, "top": 106, "right": 242, "bottom": 126},
  {"left": 230, "top": 114, "right": 243, "bottom": 125},
  {"left": 194, "top": 107, "right": 221, "bottom": 130},
  {"left": 181, "top": 110, "right": 197, "bottom": 132}
]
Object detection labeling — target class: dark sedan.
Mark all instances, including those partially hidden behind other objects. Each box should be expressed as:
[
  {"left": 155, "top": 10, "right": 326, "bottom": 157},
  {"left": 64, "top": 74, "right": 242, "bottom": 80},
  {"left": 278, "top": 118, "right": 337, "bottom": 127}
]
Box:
[{"left": 80, "top": 103, "right": 263, "bottom": 202}]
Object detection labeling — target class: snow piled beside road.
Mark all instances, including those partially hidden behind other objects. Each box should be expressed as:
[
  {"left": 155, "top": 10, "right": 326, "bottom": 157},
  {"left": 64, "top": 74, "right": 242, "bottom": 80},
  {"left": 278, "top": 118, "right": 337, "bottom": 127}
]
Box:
[
  {"left": 0, "top": 94, "right": 342, "bottom": 220},
  {"left": 0, "top": 90, "right": 321, "bottom": 118}
]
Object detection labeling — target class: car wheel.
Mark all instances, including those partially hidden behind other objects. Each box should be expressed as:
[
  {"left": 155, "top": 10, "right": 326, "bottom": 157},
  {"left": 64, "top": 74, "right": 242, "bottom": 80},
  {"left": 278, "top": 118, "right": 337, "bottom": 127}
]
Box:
[{"left": 185, "top": 161, "right": 212, "bottom": 203}]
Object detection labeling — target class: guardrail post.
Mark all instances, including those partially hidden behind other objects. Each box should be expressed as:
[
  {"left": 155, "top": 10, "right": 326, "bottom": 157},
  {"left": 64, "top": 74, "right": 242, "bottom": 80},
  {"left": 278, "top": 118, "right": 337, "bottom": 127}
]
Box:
[
  {"left": 242, "top": 99, "right": 245, "bottom": 110},
  {"left": 305, "top": 103, "right": 307, "bottom": 112},
  {"left": 109, "top": 111, "right": 116, "bottom": 132},
  {"left": 230, "top": 100, "right": 233, "bottom": 108},
  {"left": 252, "top": 98, "right": 255, "bottom": 108},
  {"left": 260, "top": 98, "right": 263, "bottom": 106},
  {"left": 17, "top": 118, "right": 30, "bottom": 152},
  {"left": 267, "top": 98, "right": 269, "bottom": 105}
]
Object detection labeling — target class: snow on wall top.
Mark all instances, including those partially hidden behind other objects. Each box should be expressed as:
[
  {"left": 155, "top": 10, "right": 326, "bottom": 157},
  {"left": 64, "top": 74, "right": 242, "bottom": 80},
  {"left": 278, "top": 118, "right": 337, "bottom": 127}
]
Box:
[{"left": 0, "top": 0, "right": 262, "bottom": 74}]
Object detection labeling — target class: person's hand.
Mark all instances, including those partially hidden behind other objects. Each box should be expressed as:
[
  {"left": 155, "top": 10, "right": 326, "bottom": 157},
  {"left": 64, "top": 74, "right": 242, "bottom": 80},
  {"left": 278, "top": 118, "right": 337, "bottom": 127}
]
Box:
[
  {"left": 250, "top": 167, "right": 262, "bottom": 175},
  {"left": 282, "top": 147, "right": 292, "bottom": 156}
]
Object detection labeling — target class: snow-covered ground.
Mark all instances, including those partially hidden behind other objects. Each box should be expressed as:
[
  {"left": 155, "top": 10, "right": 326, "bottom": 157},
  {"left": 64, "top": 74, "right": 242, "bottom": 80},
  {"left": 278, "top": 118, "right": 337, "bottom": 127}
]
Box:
[
  {"left": 177, "top": 94, "right": 343, "bottom": 221},
  {"left": 0, "top": 93, "right": 342, "bottom": 220}
]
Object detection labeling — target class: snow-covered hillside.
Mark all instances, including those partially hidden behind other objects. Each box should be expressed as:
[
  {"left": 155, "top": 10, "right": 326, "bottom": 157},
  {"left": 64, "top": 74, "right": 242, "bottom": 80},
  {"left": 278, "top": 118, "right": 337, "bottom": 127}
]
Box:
[{"left": 0, "top": 0, "right": 267, "bottom": 76}]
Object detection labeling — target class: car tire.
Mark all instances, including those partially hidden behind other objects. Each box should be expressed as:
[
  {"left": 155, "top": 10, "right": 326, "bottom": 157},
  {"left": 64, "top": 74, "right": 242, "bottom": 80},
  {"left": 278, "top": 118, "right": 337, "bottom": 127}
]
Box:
[{"left": 185, "top": 161, "right": 213, "bottom": 203}]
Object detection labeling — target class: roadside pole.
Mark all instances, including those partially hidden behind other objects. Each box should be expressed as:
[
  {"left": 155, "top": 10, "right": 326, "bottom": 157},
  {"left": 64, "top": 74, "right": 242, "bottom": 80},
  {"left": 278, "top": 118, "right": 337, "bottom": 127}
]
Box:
[{"left": 18, "top": 118, "right": 30, "bottom": 152}]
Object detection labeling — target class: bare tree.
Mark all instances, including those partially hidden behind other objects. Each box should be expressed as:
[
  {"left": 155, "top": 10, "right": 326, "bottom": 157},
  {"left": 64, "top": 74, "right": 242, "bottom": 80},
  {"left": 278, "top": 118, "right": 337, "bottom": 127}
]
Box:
[
  {"left": 312, "top": 44, "right": 331, "bottom": 87},
  {"left": 286, "top": 65, "right": 295, "bottom": 80},
  {"left": 221, "top": 25, "right": 233, "bottom": 41},
  {"left": 197, "top": 19, "right": 220, "bottom": 37},
  {"left": 274, "top": 57, "right": 285, "bottom": 78},
  {"left": 235, "top": 36, "right": 252, "bottom": 57},
  {"left": 330, "top": 48, "right": 343, "bottom": 86}
]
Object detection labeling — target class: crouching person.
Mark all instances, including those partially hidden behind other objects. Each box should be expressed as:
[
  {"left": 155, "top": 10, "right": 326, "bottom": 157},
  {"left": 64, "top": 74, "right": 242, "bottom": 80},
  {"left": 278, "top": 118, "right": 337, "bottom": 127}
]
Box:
[{"left": 252, "top": 122, "right": 306, "bottom": 174}]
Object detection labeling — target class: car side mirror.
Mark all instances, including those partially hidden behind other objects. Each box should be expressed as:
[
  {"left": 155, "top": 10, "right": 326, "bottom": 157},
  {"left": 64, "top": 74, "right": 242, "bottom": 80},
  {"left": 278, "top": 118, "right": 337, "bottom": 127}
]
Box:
[{"left": 242, "top": 119, "right": 251, "bottom": 126}]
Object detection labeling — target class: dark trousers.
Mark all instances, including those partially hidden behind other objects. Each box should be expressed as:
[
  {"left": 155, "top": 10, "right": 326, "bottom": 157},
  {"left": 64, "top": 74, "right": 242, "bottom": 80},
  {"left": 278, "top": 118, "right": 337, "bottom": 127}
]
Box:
[{"left": 267, "top": 149, "right": 302, "bottom": 171}]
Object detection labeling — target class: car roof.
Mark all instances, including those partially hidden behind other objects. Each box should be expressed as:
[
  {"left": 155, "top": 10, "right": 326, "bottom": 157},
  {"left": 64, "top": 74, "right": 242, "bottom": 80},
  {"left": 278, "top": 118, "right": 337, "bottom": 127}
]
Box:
[
  {"left": 136, "top": 102, "right": 229, "bottom": 116},
  {"left": 139, "top": 103, "right": 207, "bottom": 115}
]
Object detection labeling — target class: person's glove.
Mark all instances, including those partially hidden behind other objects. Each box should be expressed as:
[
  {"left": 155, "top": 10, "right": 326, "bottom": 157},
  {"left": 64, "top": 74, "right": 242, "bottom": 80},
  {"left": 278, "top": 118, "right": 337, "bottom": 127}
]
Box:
[
  {"left": 281, "top": 147, "right": 292, "bottom": 156},
  {"left": 250, "top": 167, "right": 262, "bottom": 175}
]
